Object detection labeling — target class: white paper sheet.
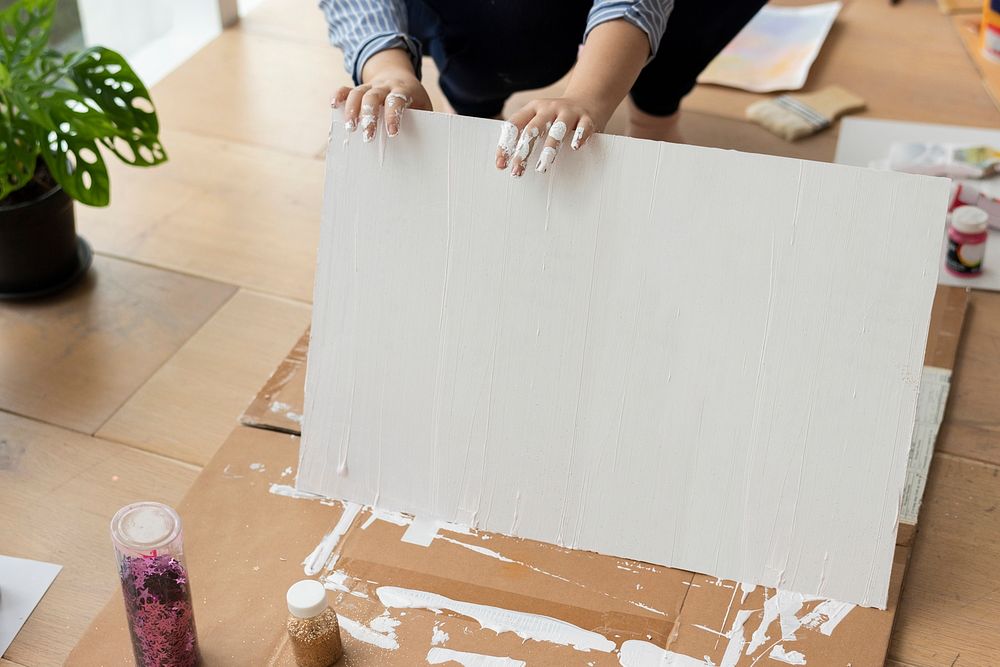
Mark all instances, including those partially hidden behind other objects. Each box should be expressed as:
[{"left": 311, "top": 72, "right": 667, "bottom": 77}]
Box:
[
  {"left": 0, "top": 555, "right": 62, "bottom": 655},
  {"left": 697, "top": 2, "right": 842, "bottom": 92},
  {"left": 300, "top": 110, "right": 948, "bottom": 608},
  {"left": 836, "top": 117, "right": 1000, "bottom": 292}
]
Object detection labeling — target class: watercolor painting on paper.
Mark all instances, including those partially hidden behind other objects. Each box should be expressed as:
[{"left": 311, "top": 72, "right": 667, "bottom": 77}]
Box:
[{"left": 698, "top": 2, "right": 842, "bottom": 92}]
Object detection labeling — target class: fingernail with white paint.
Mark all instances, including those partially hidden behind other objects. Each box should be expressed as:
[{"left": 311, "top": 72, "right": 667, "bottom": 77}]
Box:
[
  {"left": 571, "top": 126, "right": 585, "bottom": 150},
  {"left": 548, "top": 121, "right": 567, "bottom": 143},
  {"left": 536, "top": 147, "right": 557, "bottom": 173},
  {"left": 513, "top": 127, "right": 538, "bottom": 162},
  {"left": 496, "top": 121, "right": 518, "bottom": 168}
]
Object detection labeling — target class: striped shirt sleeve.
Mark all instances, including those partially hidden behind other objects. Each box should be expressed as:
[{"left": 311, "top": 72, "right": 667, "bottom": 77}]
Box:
[
  {"left": 319, "top": 0, "right": 423, "bottom": 85},
  {"left": 585, "top": 0, "right": 674, "bottom": 59}
]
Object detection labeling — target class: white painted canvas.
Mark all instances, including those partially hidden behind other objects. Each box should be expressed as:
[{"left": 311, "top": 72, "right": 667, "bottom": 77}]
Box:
[
  {"left": 836, "top": 117, "right": 1000, "bottom": 292},
  {"left": 300, "top": 110, "right": 948, "bottom": 608}
]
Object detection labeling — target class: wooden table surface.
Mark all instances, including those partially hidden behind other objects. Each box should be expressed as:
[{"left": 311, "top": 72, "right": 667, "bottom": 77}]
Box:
[{"left": 2, "top": 0, "right": 999, "bottom": 664}]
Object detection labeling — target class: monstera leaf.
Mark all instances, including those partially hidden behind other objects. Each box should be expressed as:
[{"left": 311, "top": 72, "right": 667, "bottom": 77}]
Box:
[
  {"left": 71, "top": 47, "right": 166, "bottom": 167},
  {"left": 0, "top": 0, "right": 56, "bottom": 73},
  {"left": 37, "top": 124, "right": 110, "bottom": 207},
  {"left": 0, "top": 111, "right": 38, "bottom": 200},
  {"left": 0, "top": 0, "right": 165, "bottom": 207}
]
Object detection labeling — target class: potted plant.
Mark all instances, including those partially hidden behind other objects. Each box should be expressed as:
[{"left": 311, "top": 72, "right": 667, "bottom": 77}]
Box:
[{"left": 0, "top": 0, "right": 166, "bottom": 298}]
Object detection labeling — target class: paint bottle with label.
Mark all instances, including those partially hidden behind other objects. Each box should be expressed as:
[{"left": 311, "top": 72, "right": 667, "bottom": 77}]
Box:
[
  {"left": 946, "top": 205, "right": 989, "bottom": 277},
  {"left": 983, "top": 0, "right": 1000, "bottom": 63},
  {"left": 110, "top": 502, "right": 200, "bottom": 667},
  {"left": 286, "top": 579, "right": 344, "bottom": 667}
]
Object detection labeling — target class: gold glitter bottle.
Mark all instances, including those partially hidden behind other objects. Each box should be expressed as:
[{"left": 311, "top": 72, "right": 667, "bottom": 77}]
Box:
[{"left": 286, "top": 580, "right": 344, "bottom": 667}]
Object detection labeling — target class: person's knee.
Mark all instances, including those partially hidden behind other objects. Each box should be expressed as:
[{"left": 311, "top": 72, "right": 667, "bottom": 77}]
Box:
[{"left": 627, "top": 100, "right": 684, "bottom": 143}]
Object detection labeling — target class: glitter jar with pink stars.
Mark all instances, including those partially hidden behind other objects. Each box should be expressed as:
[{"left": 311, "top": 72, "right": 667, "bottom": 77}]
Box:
[{"left": 111, "top": 502, "right": 201, "bottom": 667}]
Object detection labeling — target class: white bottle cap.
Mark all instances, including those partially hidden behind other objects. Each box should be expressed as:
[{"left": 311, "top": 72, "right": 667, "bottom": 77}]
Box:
[
  {"left": 287, "top": 579, "right": 328, "bottom": 619},
  {"left": 951, "top": 205, "right": 989, "bottom": 234}
]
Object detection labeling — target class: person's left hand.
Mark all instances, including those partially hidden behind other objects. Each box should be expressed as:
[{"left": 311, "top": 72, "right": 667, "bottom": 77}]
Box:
[{"left": 496, "top": 96, "right": 613, "bottom": 177}]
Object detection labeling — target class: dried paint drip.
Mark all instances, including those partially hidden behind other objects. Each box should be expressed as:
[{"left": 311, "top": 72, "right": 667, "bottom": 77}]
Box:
[
  {"left": 111, "top": 502, "right": 199, "bottom": 667},
  {"left": 118, "top": 554, "right": 199, "bottom": 666}
]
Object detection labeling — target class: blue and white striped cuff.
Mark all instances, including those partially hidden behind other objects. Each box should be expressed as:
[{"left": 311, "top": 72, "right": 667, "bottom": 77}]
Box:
[
  {"left": 584, "top": 3, "right": 671, "bottom": 63},
  {"left": 353, "top": 33, "right": 423, "bottom": 85}
]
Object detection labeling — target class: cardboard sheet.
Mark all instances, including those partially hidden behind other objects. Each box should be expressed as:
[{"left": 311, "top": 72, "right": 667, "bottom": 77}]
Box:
[
  {"left": 697, "top": 2, "right": 842, "bottom": 92},
  {"left": 71, "top": 286, "right": 968, "bottom": 664},
  {"left": 835, "top": 117, "right": 1000, "bottom": 292},
  {"left": 241, "top": 328, "right": 309, "bottom": 434},
  {"left": 0, "top": 555, "right": 61, "bottom": 655},
  {"left": 300, "top": 110, "right": 948, "bottom": 608},
  {"left": 69, "top": 425, "right": 912, "bottom": 665}
]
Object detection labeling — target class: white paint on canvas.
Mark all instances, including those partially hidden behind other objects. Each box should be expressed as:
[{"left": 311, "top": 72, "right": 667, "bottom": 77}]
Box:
[{"left": 300, "top": 110, "right": 947, "bottom": 608}]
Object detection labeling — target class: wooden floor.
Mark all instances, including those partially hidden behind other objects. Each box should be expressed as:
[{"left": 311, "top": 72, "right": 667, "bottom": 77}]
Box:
[{"left": 2, "top": 0, "right": 999, "bottom": 664}]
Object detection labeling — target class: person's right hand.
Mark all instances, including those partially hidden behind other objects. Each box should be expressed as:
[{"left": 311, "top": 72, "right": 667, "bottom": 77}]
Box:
[{"left": 332, "top": 48, "right": 432, "bottom": 142}]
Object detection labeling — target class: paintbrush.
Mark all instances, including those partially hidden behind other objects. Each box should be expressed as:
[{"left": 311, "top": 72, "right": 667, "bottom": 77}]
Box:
[{"left": 746, "top": 85, "right": 866, "bottom": 141}]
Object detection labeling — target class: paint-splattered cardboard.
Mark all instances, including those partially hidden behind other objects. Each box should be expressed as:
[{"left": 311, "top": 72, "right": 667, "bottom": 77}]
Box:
[
  {"left": 69, "top": 286, "right": 967, "bottom": 664},
  {"left": 240, "top": 328, "right": 309, "bottom": 435},
  {"left": 69, "top": 425, "right": 910, "bottom": 665}
]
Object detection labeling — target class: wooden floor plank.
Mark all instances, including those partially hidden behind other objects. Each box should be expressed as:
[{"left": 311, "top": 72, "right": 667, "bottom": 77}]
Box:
[
  {"left": 151, "top": 28, "right": 346, "bottom": 157},
  {"left": 937, "top": 291, "right": 1000, "bottom": 466},
  {"left": 97, "top": 290, "right": 311, "bottom": 465},
  {"left": 239, "top": 0, "right": 329, "bottom": 46},
  {"left": 889, "top": 453, "right": 1000, "bottom": 666},
  {"left": 0, "top": 413, "right": 199, "bottom": 665},
  {"left": 683, "top": 0, "right": 1000, "bottom": 128},
  {"left": 952, "top": 15, "right": 1000, "bottom": 115},
  {"left": 0, "top": 255, "right": 234, "bottom": 434},
  {"left": 77, "top": 129, "right": 325, "bottom": 302}
]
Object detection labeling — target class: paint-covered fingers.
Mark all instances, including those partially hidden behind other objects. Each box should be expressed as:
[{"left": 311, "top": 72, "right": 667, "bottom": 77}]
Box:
[
  {"left": 331, "top": 86, "right": 351, "bottom": 110},
  {"left": 571, "top": 116, "right": 595, "bottom": 151},
  {"left": 535, "top": 117, "right": 570, "bottom": 174},
  {"left": 496, "top": 121, "right": 519, "bottom": 170},
  {"left": 359, "top": 89, "right": 385, "bottom": 143},
  {"left": 343, "top": 84, "right": 372, "bottom": 133},
  {"left": 510, "top": 121, "right": 548, "bottom": 177},
  {"left": 384, "top": 91, "right": 411, "bottom": 137},
  {"left": 496, "top": 105, "right": 549, "bottom": 173},
  {"left": 497, "top": 98, "right": 604, "bottom": 177}
]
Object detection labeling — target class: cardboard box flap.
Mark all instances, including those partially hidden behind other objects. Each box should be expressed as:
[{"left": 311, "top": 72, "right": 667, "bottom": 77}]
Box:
[
  {"left": 71, "top": 425, "right": 910, "bottom": 665},
  {"left": 240, "top": 329, "right": 309, "bottom": 434}
]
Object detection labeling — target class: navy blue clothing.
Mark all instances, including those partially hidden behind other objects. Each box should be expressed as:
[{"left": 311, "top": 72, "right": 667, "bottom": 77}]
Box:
[
  {"left": 404, "top": 0, "right": 767, "bottom": 117},
  {"left": 321, "top": 0, "right": 674, "bottom": 85}
]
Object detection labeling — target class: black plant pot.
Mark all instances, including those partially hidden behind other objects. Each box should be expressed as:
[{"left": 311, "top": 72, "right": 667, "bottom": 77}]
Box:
[{"left": 0, "top": 185, "right": 92, "bottom": 299}]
